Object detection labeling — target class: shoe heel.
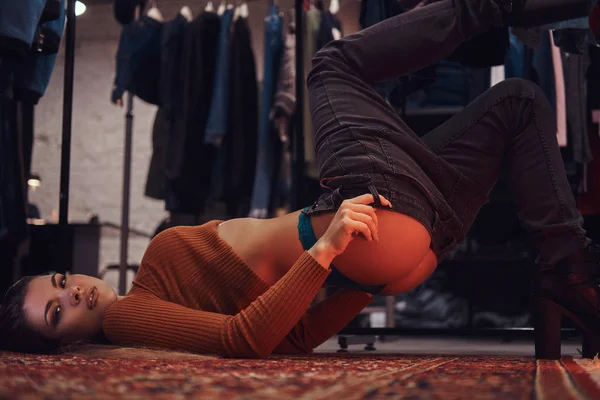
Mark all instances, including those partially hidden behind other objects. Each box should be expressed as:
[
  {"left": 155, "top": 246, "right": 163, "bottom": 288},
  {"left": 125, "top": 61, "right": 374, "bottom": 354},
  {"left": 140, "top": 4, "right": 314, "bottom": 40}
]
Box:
[
  {"left": 534, "top": 298, "right": 562, "bottom": 360},
  {"left": 583, "top": 334, "right": 600, "bottom": 359}
]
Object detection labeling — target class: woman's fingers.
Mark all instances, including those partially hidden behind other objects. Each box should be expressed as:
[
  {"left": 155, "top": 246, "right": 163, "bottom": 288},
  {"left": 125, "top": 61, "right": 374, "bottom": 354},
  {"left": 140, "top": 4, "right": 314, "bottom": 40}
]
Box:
[
  {"left": 346, "top": 220, "right": 373, "bottom": 242},
  {"left": 346, "top": 203, "right": 378, "bottom": 229},
  {"left": 347, "top": 211, "right": 378, "bottom": 242},
  {"left": 379, "top": 195, "right": 392, "bottom": 208},
  {"left": 347, "top": 193, "right": 392, "bottom": 208}
]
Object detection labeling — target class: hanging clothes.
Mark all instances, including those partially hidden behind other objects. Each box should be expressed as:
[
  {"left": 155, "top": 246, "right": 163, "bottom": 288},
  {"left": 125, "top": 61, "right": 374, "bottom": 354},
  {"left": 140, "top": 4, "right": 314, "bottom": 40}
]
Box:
[
  {"left": 0, "top": 97, "right": 30, "bottom": 298},
  {"left": 160, "top": 13, "right": 188, "bottom": 124},
  {"left": 145, "top": 107, "right": 168, "bottom": 200},
  {"left": 112, "top": 14, "right": 163, "bottom": 106},
  {"left": 223, "top": 14, "right": 259, "bottom": 218},
  {"left": 164, "top": 11, "right": 221, "bottom": 215},
  {"left": 144, "top": 12, "right": 189, "bottom": 202},
  {"left": 553, "top": 28, "right": 594, "bottom": 55},
  {"left": 588, "top": 44, "right": 600, "bottom": 111},
  {"left": 0, "top": 0, "right": 45, "bottom": 57},
  {"left": 165, "top": 11, "right": 220, "bottom": 180},
  {"left": 505, "top": 31, "right": 559, "bottom": 133},
  {"left": 206, "top": 8, "right": 236, "bottom": 203},
  {"left": 562, "top": 49, "right": 592, "bottom": 164},
  {"left": 303, "top": 7, "right": 322, "bottom": 181},
  {"left": 271, "top": 9, "right": 296, "bottom": 122},
  {"left": 577, "top": 123, "right": 600, "bottom": 215},
  {"left": 249, "top": 3, "right": 283, "bottom": 218},
  {"left": 270, "top": 9, "right": 297, "bottom": 211},
  {"left": 205, "top": 8, "right": 235, "bottom": 146},
  {"left": 13, "top": 0, "right": 66, "bottom": 105},
  {"left": 316, "top": 10, "right": 342, "bottom": 50}
]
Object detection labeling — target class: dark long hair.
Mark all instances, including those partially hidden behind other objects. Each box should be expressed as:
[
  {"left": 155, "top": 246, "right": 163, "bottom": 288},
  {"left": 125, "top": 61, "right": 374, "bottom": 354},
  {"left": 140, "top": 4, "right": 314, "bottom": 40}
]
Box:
[{"left": 0, "top": 276, "right": 60, "bottom": 354}]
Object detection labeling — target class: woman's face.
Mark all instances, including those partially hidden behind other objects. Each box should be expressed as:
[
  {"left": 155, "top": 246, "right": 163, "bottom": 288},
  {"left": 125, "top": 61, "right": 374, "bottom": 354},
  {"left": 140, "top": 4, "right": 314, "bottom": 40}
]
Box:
[{"left": 23, "top": 273, "right": 118, "bottom": 342}]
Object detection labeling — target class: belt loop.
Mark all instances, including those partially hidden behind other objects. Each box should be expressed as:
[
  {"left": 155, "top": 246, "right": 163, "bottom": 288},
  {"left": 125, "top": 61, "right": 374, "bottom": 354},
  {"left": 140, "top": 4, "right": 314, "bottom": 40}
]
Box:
[
  {"left": 332, "top": 187, "right": 344, "bottom": 208},
  {"left": 367, "top": 183, "right": 382, "bottom": 207}
]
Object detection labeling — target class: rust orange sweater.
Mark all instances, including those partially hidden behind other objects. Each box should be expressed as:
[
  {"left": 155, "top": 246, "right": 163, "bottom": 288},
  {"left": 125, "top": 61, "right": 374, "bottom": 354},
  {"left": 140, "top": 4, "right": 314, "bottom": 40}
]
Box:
[{"left": 102, "top": 220, "right": 374, "bottom": 358}]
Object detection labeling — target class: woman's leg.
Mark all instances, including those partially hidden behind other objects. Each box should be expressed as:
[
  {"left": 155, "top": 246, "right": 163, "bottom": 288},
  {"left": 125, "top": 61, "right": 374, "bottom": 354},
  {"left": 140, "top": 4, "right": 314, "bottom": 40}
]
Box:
[
  {"left": 421, "top": 78, "right": 590, "bottom": 266},
  {"left": 307, "top": 0, "right": 598, "bottom": 359},
  {"left": 307, "top": 0, "right": 507, "bottom": 262},
  {"left": 308, "top": 0, "right": 503, "bottom": 147},
  {"left": 420, "top": 78, "right": 600, "bottom": 360}
]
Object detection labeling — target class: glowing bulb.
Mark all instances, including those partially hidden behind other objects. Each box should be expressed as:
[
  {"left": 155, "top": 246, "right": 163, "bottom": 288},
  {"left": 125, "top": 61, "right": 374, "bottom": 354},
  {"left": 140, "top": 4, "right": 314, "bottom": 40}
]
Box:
[{"left": 75, "top": 1, "right": 86, "bottom": 16}]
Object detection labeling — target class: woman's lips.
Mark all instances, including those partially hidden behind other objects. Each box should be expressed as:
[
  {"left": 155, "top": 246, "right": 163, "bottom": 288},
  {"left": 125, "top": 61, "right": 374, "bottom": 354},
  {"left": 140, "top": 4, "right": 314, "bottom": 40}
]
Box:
[{"left": 86, "top": 287, "right": 98, "bottom": 310}]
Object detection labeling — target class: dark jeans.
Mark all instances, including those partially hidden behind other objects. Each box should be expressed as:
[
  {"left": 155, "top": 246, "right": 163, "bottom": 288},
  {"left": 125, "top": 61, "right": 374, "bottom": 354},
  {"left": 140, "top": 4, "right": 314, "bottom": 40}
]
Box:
[{"left": 303, "top": 0, "right": 590, "bottom": 266}]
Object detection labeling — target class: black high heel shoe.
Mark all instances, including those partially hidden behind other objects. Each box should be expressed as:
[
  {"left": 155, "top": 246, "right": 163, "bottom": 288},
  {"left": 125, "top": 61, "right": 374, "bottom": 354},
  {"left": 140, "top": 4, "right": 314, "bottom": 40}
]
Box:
[
  {"left": 533, "top": 245, "right": 600, "bottom": 360},
  {"left": 497, "top": 0, "right": 591, "bottom": 28}
]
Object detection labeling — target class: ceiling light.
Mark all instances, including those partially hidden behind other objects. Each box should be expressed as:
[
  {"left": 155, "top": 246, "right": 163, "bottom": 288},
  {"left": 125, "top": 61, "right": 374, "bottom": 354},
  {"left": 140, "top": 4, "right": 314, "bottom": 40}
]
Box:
[
  {"left": 75, "top": 1, "right": 87, "bottom": 16},
  {"left": 28, "top": 174, "right": 41, "bottom": 188}
]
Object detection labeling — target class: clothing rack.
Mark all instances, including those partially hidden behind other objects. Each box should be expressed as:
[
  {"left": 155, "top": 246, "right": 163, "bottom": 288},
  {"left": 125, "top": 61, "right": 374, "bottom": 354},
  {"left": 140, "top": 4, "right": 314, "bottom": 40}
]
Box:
[
  {"left": 59, "top": 0, "right": 76, "bottom": 268},
  {"left": 117, "top": 5, "right": 145, "bottom": 296}
]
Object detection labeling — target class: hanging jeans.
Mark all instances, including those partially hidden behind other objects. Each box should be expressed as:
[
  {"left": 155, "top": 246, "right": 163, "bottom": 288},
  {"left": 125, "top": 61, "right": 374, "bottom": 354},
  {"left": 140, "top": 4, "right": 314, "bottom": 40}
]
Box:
[
  {"left": 204, "top": 9, "right": 234, "bottom": 146},
  {"left": 249, "top": 6, "right": 283, "bottom": 218},
  {"left": 303, "top": 0, "right": 590, "bottom": 265}
]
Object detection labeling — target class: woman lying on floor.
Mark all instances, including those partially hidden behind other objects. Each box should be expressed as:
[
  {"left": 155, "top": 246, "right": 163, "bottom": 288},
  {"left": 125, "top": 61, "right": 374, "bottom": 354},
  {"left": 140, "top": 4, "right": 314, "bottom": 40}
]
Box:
[{"left": 2, "top": 0, "right": 599, "bottom": 360}]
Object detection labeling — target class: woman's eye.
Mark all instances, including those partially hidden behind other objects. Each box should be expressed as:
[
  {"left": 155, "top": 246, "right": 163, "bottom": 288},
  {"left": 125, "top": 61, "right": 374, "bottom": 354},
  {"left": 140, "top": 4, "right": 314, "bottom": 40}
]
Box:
[
  {"left": 60, "top": 275, "right": 67, "bottom": 288},
  {"left": 53, "top": 305, "right": 61, "bottom": 326}
]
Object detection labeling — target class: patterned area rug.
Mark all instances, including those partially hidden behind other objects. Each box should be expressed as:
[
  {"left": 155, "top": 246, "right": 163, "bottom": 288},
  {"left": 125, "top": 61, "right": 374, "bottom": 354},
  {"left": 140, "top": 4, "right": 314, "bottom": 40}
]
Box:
[{"left": 3, "top": 350, "right": 600, "bottom": 399}]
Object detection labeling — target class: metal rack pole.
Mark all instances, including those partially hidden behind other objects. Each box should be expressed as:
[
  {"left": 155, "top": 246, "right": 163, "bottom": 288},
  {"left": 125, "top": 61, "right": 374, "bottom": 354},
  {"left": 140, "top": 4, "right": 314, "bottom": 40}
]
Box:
[
  {"left": 117, "top": 5, "right": 144, "bottom": 296},
  {"left": 118, "top": 92, "right": 134, "bottom": 295},
  {"left": 59, "top": 0, "right": 76, "bottom": 227}
]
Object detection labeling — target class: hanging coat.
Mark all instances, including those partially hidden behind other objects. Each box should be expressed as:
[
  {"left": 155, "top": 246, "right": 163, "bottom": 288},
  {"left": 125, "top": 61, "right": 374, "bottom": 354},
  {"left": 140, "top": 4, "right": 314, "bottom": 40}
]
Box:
[
  {"left": 112, "top": 15, "right": 163, "bottom": 106},
  {"left": 223, "top": 16, "right": 259, "bottom": 214},
  {"left": 0, "top": 0, "right": 45, "bottom": 57},
  {"left": 164, "top": 11, "right": 221, "bottom": 214},
  {"left": 13, "top": 0, "right": 66, "bottom": 105}
]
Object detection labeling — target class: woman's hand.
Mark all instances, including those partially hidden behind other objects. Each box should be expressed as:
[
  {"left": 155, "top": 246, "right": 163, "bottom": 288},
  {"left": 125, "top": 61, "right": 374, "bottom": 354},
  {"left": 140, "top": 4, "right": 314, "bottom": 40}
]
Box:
[{"left": 309, "top": 193, "right": 392, "bottom": 268}]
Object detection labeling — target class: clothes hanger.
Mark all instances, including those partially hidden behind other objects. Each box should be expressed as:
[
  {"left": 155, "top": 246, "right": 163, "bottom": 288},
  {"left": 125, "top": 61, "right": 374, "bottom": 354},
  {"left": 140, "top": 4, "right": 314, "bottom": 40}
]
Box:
[
  {"left": 329, "top": 0, "right": 339, "bottom": 15},
  {"left": 146, "top": 0, "right": 164, "bottom": 21},
  {"left": 233, "top": 0, "right": 240, "bottom": 20},
  {"left": 240, "top": 2, "right": 249, "bottom": 18},
  {"left": 180, "top": 5, "right": 193, "bottom": 21}
]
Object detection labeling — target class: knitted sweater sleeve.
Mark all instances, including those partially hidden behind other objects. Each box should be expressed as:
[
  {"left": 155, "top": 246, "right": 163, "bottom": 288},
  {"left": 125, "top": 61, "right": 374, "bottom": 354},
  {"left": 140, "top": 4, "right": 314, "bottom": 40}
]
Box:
[
  {"left": 103, "top": 251, "right": 331, "bottom": 359},
  {"left": 273, "top": 289, "right": 374, "bottom": 354}
]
